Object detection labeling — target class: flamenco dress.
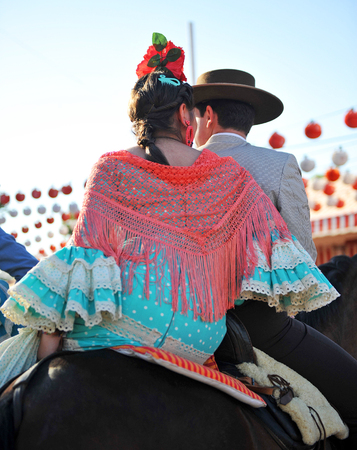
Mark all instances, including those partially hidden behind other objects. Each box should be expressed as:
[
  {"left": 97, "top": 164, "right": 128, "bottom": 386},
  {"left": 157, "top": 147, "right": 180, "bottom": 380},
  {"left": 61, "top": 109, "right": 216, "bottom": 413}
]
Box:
[{"left": 0, "top": 150, "right": 338, "bottom": 388}]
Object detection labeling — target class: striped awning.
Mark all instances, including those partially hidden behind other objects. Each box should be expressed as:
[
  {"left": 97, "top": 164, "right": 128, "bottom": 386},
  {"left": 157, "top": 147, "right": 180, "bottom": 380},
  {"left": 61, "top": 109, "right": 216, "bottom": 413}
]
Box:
[{"left": 312, "top": 212, "right": 357, "bottom": 237}]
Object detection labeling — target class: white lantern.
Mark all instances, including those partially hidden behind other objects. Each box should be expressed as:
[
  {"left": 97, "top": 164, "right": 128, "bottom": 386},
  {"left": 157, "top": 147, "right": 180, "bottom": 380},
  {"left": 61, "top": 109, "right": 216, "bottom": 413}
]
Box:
[
  {"left": 59, "top": 225, "right": 69, "bottom": 235},
  {"left": 343, "top": 171, "right": 356, "bottom": 185},
  {"left": 327, "top": 196, "right": 338, "bottom": 206},
  {"left": 9, "top": 209, "right": 18, "bottom": 217},
  {"left": 69, "top": 202, "right": 79, "bottom": 214},
  {"left": 300, "top": 156, "right": 316, "bottom": 172},
  {"left": 312, "top": 178, "right": 326, "bottom": 191},
  {"left": 23, "top": 207, "right": 31, "bottom": 216},
  {"left": 332, "top": 147, "right": 348, "bottom": 166},
  {"left": 0, "top": 216, "right": 6, "bottom": 224},
  {"left": 48, "top": 231, "right": 54, "bottom": 238},
  {"left": 52, "top": 203, "right": 61, "bottom": 213},
  {"left": 25, "top": 240, "right": 31, "bottom": 246},
  {"left": 38, "top": 205, "right": 46, "bottom": 214},
  {"left": 35, "top": 236, "right": 42, "bottom": 242},
  {"left": 308, "top": 199, "right": 316, "bottom": 209}
]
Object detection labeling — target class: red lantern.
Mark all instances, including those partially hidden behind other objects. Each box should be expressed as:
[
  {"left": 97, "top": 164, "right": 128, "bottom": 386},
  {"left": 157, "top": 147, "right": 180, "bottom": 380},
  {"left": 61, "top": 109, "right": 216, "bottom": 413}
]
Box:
[
  {"left": 0, "top": 194, "right": 10, "bottom": 205},
  {"left": 35, "top": 221, "right": 42, "bottom": 229},
  {"left": 305, "top": 121, "right": 322, "bottom": 139},
  {"left": 22, "top": 226, "right": 29, "bottom": 233},
  {"left": 74, "top": 211, "right": 80, "bottom": 219},
  {"left": 62, "top": 185, "right": 73, "bottom": 195},
  {"left": 48, "top": 188, "right": 59, "bottom": 198},
  {"left": 50, "top": 245, "right": 56, "bottom": 252},
  {"left": 325, "top": 168, "right": 340, "bottom": 182},
  {"left": 336, "top": 199, "right": 345, "bottom": 208},
  {"left": 344, "top": 109, "right": 357, "bottom": 128},
  {"left": 269, "top": 132, "right": 285, "bottom": 149},
  {"left": 39, "top": 249, "right": 45, "bottom": 255},
  {"left": 15, "top": 192, "right": 25, "bottom": 202},
  {"left": 62, "top": 213, "right": 71, "bottom": 221},
  {"left": 47, "top": 217, "right": 54, "bottom": 224},
  {"left": 302, "top": 178, "right": 308, "bottom": 188},
  {"left": 60, "top": 242, "right": 67, "bottom": 248},
  {"left": 32, "top": 189, "right": 41, "bottom": 199},
  {"left": 352, "top": 180, "right": 357, "bottom": 190},
  {"left": 312, "top": 203, "right": 321, "bottom": 211},
  {"left": 11, "top": 232, "right": 18, "bottom": 238},
  {"left": 323, "top": 183, "right": 335, "bottom": 196}
]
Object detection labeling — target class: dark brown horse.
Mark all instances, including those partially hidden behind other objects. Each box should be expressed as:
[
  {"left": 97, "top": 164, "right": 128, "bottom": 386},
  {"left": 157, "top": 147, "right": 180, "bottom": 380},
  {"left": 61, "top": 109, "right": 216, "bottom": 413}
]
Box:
[
  {"left": 0, "top": 349, "right": 344, "bottom": 450},
  {"left": 296, "top": 254, "right": 357, "bottom": 360},
  {"left": 1, "top": 256, "right": 354, "bottom": 450}
]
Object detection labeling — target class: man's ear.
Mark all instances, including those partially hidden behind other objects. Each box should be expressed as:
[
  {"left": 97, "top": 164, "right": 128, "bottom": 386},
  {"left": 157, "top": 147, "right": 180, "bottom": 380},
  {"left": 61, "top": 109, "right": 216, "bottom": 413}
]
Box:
[{"left": 205, "top": 105, "right": 217, "bottom": 129}]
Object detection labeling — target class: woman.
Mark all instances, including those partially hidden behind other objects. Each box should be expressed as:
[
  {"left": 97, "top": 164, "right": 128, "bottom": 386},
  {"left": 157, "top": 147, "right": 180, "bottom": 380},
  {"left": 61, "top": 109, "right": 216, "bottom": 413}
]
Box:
[{"left": 0, "top": 34, "right": 354, "bottom": 444}]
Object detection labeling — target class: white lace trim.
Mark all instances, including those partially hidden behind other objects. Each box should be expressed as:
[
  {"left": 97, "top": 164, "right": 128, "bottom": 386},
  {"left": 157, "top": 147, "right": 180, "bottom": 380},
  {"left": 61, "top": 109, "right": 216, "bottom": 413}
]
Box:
[
  {"left": 238, "top": 282, "right": 339, "bottom": 315},
  {"left": 3, "top": 283, "right": 122, "bottom": 333},
  {"left": 160, "top": 336, "right": 211, "bottom": 365},
  {"left": 99, "top": 314, "right": 162, "bottom": 347},
  {"left": 29, "top": 253, "right": 122, "bottom": 301},
  {"left": 254, "top": 239, "right": 316, "bottom": 271},
  {"left": 240, "top": 273, "right": 331, "bottom": 297}
]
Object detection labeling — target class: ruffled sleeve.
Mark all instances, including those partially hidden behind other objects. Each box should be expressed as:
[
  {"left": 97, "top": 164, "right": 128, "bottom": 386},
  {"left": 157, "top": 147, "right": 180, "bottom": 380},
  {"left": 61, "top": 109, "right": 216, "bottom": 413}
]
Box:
[
  {"left": 236, "top": 235, "right": 340, "bottom": 315},
  {"left": 0, "top": 246, "right": 122, "bottom": 333}
]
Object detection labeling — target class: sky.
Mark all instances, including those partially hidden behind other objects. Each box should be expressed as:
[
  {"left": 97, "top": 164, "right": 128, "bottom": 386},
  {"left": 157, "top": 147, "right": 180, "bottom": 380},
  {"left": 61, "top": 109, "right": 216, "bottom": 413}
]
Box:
[{"left": 0, "top": 0, "right": 356, "bottom": 256}]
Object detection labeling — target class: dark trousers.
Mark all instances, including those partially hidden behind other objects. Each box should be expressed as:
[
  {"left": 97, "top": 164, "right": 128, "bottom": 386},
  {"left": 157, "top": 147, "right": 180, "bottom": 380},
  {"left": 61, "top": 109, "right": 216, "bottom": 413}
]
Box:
[{"left": 235, "top": 301, "right": 357, "bottom": 449}]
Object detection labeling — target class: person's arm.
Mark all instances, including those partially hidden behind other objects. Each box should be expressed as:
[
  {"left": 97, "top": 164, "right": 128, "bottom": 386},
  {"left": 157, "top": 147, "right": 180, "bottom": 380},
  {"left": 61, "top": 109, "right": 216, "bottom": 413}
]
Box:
[
  {"left": 37, "top": 332, "right": 62, "bottom": 360},
  {"left": 277, "top": 155, "right": 317, "bottom": 261},
  {"left": 0, "top": 227, "right": 39, "bottom": 281}
]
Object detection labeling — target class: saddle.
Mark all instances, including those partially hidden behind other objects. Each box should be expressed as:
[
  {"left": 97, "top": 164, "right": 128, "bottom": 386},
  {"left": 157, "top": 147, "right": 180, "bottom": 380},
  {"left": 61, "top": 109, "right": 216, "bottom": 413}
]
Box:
[{"left": 214, "top": 308, "right": 319, "bottom": 450}]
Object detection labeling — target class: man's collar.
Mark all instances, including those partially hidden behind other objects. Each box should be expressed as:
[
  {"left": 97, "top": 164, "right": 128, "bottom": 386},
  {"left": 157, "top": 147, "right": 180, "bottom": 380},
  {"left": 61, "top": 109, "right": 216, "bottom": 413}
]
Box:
[
  {"left": 212, "top": 132, "right": 246, "bottom": 141},
  {"left": 197, "top": 133, "right": 247, "bottom": 151}
]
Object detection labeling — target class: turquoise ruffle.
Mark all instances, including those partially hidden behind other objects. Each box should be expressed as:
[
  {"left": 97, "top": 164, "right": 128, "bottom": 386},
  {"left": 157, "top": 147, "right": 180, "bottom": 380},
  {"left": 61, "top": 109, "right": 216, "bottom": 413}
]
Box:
[
  {"left": 1, "top": 246, "right": 122, "bottom": 333},
  {"left": 236, "top": 236, "right": 339, "bottom": 315}
]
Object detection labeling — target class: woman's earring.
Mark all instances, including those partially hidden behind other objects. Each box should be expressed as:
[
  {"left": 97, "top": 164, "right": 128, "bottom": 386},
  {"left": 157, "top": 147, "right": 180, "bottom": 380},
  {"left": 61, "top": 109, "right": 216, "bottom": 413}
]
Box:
[{"left": 185, "top": 120, "right": 194, "bottom": 147}]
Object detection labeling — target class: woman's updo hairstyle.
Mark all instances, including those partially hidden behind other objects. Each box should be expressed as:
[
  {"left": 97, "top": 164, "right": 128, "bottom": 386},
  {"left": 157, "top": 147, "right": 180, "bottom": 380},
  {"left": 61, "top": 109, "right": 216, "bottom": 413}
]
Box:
[{"left": 128, "top": 69, "right": 194, "bottom": 165}]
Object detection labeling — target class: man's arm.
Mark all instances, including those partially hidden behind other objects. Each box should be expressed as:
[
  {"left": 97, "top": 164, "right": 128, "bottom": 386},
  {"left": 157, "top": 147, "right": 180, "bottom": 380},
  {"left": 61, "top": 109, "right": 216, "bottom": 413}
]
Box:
[
  {"left": 277, "top": 155, "right": 317, "bottom": 261},
  {"left": 0, "top": 227, "right": 38, "bottom": 281}
]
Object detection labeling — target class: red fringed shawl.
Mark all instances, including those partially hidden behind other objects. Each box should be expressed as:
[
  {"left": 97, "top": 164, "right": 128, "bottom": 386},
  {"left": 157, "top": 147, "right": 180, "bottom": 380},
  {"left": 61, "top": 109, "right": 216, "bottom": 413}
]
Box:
[{"left": 72, "top": 149, "right": 291, "bottom": 322}]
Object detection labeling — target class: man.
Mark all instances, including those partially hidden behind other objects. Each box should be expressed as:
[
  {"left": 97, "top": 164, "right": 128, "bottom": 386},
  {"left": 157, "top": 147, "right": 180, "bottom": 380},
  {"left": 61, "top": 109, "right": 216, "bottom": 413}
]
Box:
[
  {"left": 193, "top": 69, "right": 316, "bottom": 261},
  {"left": 0, "top": 227, "right": 38, "bottom": 281},
  {"left": 0, "top": 227, "right": 38, "bottom": 340}
]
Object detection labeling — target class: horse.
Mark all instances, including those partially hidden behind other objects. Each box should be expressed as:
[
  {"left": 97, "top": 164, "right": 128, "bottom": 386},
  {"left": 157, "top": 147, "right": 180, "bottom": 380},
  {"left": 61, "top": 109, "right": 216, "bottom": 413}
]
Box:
[
  {"left": 0, "top": 257, "right": 354, "bottom": 450},
  {"left": 296, "top": 254, "right": 357, "bottom": 360},
  {"left": 0, "top": 349, "right": 344, "bottom": 450}
]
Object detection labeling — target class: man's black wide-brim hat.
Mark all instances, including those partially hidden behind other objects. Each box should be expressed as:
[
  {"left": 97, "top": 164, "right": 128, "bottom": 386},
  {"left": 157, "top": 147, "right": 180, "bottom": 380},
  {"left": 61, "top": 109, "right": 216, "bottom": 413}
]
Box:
[{"left": 193, "top": 69, "right": 284, "bottom": 125}]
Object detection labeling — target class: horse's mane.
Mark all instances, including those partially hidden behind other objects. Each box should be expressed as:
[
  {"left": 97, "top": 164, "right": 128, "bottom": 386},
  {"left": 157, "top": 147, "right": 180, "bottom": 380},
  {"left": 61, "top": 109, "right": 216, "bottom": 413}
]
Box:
[{"left": 296, "top": 254, "right": 357, "bottom": 330}]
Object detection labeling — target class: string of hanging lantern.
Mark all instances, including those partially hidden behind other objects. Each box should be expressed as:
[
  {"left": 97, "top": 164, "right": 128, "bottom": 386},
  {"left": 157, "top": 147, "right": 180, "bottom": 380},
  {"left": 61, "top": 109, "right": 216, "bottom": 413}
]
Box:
[{"left": 0, "top": 183, "right": 81, "bottom": 258}]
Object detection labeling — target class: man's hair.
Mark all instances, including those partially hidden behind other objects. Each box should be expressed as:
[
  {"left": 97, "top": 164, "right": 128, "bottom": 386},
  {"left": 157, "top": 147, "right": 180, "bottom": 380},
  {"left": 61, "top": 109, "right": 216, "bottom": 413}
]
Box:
[{"left": 195, "top": 99, "right": 255, "bottom": 135}]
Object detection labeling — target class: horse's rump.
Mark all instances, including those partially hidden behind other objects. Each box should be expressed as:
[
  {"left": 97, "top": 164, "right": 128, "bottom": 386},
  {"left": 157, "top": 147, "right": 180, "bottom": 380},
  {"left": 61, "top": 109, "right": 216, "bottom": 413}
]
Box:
[{"left": 1, "top": 350, "right": 341, "bottom": 449}]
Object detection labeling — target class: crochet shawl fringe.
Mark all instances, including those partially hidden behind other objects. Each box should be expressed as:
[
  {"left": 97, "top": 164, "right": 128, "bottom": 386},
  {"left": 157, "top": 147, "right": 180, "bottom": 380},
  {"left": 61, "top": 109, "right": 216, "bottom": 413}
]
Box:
[{"left": 72, "top": 151, "right": 292, "bottom": 322}]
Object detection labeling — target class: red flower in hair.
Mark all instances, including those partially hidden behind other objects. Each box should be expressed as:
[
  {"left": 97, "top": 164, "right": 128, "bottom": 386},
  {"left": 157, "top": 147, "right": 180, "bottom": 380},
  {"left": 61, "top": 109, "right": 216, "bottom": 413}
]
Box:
[{"left": 136, "top": 33, "right": 187, "bottom": 82}]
